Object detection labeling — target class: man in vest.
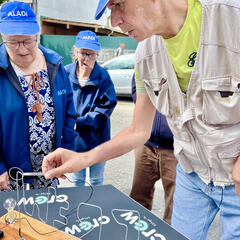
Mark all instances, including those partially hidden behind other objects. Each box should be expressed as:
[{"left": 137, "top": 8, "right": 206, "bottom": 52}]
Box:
[{"left": 43, "top": 1, "right": 240, "bottom": 239}]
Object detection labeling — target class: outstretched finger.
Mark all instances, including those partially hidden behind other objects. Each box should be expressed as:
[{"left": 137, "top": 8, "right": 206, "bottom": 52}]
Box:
[
  {"left": 44, "top": 164, "right": 66, "bottom": 179},
  {"left": 42, "top": 149, "right": 62, "bottom": 174}
]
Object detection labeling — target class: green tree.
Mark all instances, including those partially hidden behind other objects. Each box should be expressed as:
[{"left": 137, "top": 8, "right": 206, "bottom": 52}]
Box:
[{"left": 0, "top": 0, "right": 8, "bottom": 5}]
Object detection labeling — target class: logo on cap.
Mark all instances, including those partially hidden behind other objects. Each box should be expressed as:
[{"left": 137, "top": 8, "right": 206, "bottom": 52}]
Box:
[
  {"left": 8, "top": 11, "right": 28, "bottom": 17},
  {"left": 82, "top": 36, "right": 95, "bottom": 41},
  {"left": 0, "top": 1, "right": 40, "bottom": 35}
]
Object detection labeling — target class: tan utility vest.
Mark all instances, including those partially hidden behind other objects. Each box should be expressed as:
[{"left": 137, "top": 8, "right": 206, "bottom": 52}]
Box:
[{"left": 135, "top": 0, "right": 240, "bottom": 186}]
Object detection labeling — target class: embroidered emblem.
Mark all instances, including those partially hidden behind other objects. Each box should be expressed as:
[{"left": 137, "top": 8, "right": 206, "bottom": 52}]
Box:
[
  {"left": 58, "top": 89, "right": 66, "bottom": 96},
  {"left": 187, "top": 52, "right": 197, "bottom": 67},
  {"left": 8, "top": 11, "right": 28, "bottom": 17}
]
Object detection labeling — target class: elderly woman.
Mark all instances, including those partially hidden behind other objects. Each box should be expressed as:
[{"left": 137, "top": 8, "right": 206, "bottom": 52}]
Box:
[
  {"left": 0, "top": 1, "right": 77, "bottom": 190},
  {"left": 65, "top": 30, "right": 117, "bottom": 186}
]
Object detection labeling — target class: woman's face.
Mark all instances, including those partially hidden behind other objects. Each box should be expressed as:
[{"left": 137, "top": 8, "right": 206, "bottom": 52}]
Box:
[
  {"left": 2, "top": 34, "right": 39, "bottom": 68},
  {"left": 74, "top": 47, "right": 98, "bottom": 75}
]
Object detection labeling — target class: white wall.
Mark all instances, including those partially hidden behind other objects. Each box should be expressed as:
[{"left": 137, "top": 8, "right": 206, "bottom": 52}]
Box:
[{"left": 38, "top": 0, "right": 109, "bottom": 26}]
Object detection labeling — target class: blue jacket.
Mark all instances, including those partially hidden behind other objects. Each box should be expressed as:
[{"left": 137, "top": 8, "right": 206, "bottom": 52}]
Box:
[
  {"left": 65, "top": 61, "right": 117, "bottom": 152},
  {"left": 0, "top": 44, "right": 77, "bottom": 175},
  {"left": 132, "top": 74, "right": 173, "bottom": 149}
]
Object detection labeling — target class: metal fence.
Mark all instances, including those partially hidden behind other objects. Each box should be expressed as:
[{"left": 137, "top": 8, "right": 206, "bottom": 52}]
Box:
[{"left": 40, "top": 35, "right": 137, "bottom": 66}]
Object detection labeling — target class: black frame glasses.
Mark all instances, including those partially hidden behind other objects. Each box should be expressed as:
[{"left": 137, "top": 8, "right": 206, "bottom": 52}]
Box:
[
  {"left": 78, "top": 51, "right": 98, "bottom": 60},
  {"left": 3, "top": 38, "right": 38, "bottom": 50}
]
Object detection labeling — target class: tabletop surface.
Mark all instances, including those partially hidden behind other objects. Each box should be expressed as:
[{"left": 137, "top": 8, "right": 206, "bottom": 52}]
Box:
[{"left": 0, "top": 185, "right": 189, "bottom": 240}]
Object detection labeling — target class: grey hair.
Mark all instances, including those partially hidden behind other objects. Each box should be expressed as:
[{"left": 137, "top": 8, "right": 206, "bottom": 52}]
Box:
[{"left": 1, "top": 33, "right": 40, "bottom": 39}]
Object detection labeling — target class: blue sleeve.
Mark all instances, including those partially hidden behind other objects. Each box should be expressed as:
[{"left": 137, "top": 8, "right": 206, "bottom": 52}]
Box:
[
  {"left": 0, "top": 157, "right": 7, "bottom": 175},
  {"left": 0, "top": 126, "right": 7, "bottom": 174},
  {"left": 78, "top": 71, "right": 117, "bottom": 130},
  {"left": 59, "top": 64, "right": 78, "bottom": 150}
]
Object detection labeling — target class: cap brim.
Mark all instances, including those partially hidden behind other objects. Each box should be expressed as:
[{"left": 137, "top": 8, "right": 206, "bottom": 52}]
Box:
[
  {"left": 75, "top": 41, "right": 100, "bottom": 52},
  {"left": 95, "top": 0, "right": 109, "bottom": 20},
  {"left": 0, "top": 21, "right": 40, "bottom": 35}
]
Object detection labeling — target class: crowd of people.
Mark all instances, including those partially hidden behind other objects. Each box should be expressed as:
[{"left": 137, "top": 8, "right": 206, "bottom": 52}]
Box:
[{"left": 1, "top": 0, "right": 240, "bottom": 239}]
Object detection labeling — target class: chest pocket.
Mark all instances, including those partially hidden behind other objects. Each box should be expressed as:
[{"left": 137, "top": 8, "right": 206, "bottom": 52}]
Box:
[
  {"left": 143, "top": 78, "right": 170, "bottom": 117},
  {"left": 202, "top": 76, "right": 240, "bottom": 125}
]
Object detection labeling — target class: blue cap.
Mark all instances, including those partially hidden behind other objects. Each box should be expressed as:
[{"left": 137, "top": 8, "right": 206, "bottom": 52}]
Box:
[
  {"left": 0, "top": 1, "right": 40, "bottom": 35},
  {"left": 75, "top": 30, "right": 100, "bottom": 51},
  {"left": 95, "top": 0, "right": 110, "bottom": 20}
]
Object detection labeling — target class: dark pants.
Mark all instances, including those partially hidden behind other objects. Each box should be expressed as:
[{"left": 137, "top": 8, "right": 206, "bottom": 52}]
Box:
[{"left": 130, "top": 145, "right": 177, "bottom": 224}]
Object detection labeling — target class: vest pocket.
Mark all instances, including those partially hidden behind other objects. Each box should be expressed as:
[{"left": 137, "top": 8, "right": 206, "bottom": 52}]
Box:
[
  {"left": 217, "top": 140, "right": 240, "bottom": 182},
  {"left": 174, "top": 142, "right": 195, "bottom": 173},
  {"left": 202, "top": 76, "right": 240, "bottom": 125},
  {"left": 143, "top": 78, "right": 170, "bottom": 117}
]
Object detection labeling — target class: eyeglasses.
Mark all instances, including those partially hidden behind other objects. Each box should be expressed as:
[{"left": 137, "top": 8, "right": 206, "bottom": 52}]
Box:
[
  {"left": 3, "top": 38, "right": 38, "bottom": 50},
  {"left": 78, "top": 51, "right": 98, "bottom": 60}
]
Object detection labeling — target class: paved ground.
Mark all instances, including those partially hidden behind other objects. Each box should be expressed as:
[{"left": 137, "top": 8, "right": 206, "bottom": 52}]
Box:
[{"left": 60, "top": 98, "right": 221, "bottom": 240}]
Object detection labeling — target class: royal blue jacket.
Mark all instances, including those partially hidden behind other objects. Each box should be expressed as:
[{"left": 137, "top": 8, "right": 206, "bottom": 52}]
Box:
[
  {"left": 0, "top": 44, "right": 77, "bottom": 175},
  {"left": 132, "top": 74, "right": 173, "bottom": 149},
  {"left": 65, "top": 61, "right": 117, "bottom": 152}
]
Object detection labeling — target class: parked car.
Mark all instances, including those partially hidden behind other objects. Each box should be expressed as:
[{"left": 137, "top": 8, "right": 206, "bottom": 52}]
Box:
[{"left": 102, "top": 54, "right": 135, "bottom": 97}]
